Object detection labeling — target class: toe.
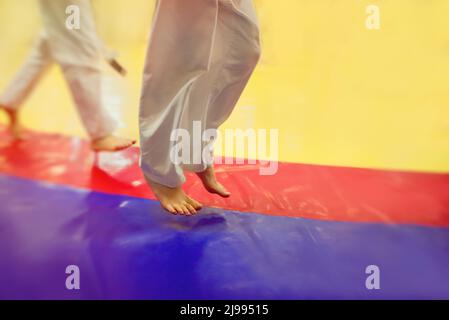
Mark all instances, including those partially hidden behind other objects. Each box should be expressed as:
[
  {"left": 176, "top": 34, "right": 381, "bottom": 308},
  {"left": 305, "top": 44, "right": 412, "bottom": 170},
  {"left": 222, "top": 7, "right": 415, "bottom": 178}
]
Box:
[
  {"left": 184, "top": 203, "right": 197, "bottom": 215},
  {"left": 187, "top": 197, "right": 202, "bottom": 210},
  {"left": 212, "top": 183, "right": 230, "bottom": 198},
  {"left": 173, "top": 204, "right": 186, "bottom": 215},
  {"left": 180, "top": 204, "right": 191, "bottom": 216},
  {"left": 124, "top": 140, "right": 136, "bottom": 149},
  {"left": 219, "top": 185, "right": 231, "bottom": 197},
  {"left": 164, "top": 204, "right": 177, "bottom": 215},
  {"left": 115, "top": 143, "right": 129, "bottom": 151}
]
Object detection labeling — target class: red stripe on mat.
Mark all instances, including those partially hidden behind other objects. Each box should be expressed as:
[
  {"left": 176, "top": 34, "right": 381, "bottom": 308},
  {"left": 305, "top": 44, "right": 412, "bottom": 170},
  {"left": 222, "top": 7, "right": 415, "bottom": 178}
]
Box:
[{"left": 0, "top": 129, "right": 448, "bottom": 226}]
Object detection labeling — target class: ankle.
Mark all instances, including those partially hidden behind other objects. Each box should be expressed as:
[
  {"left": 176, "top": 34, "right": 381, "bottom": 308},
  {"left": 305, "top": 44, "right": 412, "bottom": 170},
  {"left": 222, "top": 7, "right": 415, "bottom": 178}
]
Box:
[{"left": 5, "top": 110, "right": 19, "bottom": 125}]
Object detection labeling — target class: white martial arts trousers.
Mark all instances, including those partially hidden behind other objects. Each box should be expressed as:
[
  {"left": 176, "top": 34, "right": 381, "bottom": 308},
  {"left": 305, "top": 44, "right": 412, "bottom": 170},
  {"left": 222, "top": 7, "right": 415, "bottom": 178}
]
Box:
[
  {"left": 139, "top": 0, "right": 261, "bottom": 187},
  {"left": 0, "top": 0, "right": 117, "bottom": 139}
]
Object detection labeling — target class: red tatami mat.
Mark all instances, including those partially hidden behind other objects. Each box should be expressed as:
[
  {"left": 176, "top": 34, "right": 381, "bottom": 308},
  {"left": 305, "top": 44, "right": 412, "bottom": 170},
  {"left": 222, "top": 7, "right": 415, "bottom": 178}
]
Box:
[{"left": 0, "top": 129, "right": 448, "bottom": 226}]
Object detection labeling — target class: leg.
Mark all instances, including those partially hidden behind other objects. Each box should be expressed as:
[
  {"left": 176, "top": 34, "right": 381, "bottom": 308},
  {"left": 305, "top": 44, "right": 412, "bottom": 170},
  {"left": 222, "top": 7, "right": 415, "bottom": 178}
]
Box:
[
  {"left": 139, "top": 0, "right": 220, "bottom": 214},
  {"left": 204, "top": 0, "right": 260, "bottom": 129},
  {"left": 0, "top": 33, "right": 53, "bottom": 139},
  {"left": 139, "top": 0, "right": 219, "bottom": 187},
  {"left": 188, "top": 0, "right": 261, "bottom": 196},
  {"left": 61, "top": 65, "right": 136, "bottom": 151}
]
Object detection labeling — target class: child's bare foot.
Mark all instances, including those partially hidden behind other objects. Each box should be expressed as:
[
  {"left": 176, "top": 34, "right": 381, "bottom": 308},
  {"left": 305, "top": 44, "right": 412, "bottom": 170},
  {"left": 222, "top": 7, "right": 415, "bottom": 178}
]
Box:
[
  {"left": 148, "top": 180, "right": 202, "bottom": 215},
  {"left": 196, "top": 166, "right": 231, "bottom": 198},
  {"left": 91, "top": 135, "right": 136, "bottom": 152},
  {"left": 0, "top": 105, "right": 26, "bottom": 140}
]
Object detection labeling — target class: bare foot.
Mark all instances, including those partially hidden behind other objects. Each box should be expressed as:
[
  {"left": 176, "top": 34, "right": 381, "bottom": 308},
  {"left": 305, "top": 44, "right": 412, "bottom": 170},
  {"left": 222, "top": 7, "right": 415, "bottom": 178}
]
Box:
[
  {"left": 148, "top": 180, "right": 202, "bottom": 215},
  {"left": 196, "top": 166, "right": 231, "bottom": 198},
  {"left": 91, "top": 135, "right": 136, "bottom": 152},
  {"left": 0, "top": 105, "right": 26, "bottom": 140}
]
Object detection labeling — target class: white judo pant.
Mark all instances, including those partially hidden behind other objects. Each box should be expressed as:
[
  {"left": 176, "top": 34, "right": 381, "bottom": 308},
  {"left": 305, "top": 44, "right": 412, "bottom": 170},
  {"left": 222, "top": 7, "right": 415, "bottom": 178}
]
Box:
[
  {"left": 0, "top": 0, "right": 118, "bottom": 140},
  {"left": 139, "top": 0, "right": 261, "bottom": 187}
]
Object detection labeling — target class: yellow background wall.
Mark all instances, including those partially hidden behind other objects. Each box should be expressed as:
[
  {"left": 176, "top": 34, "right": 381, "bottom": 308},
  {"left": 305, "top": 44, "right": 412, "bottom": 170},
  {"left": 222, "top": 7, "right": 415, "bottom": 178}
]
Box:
[{"left": 1, "top": 0, "right": 449, "bottom": 172}]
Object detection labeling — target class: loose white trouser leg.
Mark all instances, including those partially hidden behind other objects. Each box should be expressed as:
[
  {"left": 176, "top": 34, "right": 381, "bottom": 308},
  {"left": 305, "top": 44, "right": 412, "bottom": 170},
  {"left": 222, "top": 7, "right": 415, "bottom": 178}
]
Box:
[
  {"left": 0, "top": 33, "right": 52, "bottom": 110},
  {"left": 61, "top": 64, "right": 118, "bottom": 140},
  {"left": 182, "top": 0, "right": 261, "bottom": 173},
  {"left": 139, "top": 0, "right": 260, "bottom": 188}
]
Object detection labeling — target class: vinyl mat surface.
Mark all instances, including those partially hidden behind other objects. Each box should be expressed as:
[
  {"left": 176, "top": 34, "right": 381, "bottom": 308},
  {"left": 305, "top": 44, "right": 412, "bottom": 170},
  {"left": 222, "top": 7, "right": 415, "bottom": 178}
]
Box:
[{"left": 0, "top": 131, "right": 448, "bottom": 300}]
